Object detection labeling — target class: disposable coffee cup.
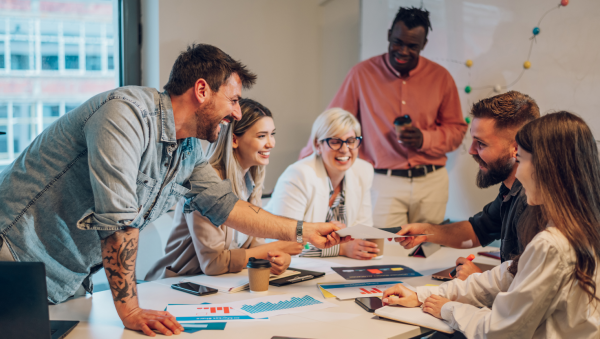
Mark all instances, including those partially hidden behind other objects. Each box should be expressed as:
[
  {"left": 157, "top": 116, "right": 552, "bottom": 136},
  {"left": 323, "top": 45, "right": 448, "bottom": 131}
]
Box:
[
  {"left": 394, "top": 115, "right": 412, "bottom": 142},
  {"left": 366, "top": 238, "right": 384, "bottom": 259},
  {"left": 247, "top": 257, "right": 271, "bottom": 294}
]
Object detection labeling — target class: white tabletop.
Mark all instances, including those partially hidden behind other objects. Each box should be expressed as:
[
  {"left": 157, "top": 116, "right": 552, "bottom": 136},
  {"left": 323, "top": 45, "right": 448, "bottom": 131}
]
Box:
[{"left": 50, "top": 240, "right": 500, "bottom": 339}]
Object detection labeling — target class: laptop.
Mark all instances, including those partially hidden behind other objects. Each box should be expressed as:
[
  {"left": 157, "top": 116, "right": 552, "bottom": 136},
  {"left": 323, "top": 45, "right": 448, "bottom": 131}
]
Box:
[{"left": 0, "top": 262, "right": 79, "bottom": 339}]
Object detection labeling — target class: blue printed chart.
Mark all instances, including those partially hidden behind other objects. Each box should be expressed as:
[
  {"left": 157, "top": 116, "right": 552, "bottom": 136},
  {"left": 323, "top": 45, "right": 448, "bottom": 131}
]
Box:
[
  {"left": 241, "top": 295, "right": 322, "bottom": 314},
  {"left": 228, "top": 294, "right": 337, "bottom": 319}
]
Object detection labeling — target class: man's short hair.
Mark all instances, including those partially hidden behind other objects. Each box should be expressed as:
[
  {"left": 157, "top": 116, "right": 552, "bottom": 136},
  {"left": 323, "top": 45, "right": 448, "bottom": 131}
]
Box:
[
  {"left": 471, "top": 91, "right": 540, "bottom": 131},
  {"left": 391, "top": 7, "right": 432, "bottom": 37},
  {"left": 164, "top": 44, "right": 257, "bottom": 96}
]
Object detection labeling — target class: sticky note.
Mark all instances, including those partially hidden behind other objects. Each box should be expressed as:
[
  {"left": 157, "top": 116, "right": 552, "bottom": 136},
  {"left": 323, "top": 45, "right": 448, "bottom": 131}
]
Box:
[
  {"left": 367, "top": 269, "right": 383, "bottom": 274},
  {"left": 391, "top": 267, "right": 404, "bottom": 271}
]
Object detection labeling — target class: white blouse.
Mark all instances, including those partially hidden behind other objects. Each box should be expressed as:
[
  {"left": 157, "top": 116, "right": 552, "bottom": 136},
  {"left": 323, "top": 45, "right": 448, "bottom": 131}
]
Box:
[{"left": 416, "top": 227, "right": 600, "bottom": 339}]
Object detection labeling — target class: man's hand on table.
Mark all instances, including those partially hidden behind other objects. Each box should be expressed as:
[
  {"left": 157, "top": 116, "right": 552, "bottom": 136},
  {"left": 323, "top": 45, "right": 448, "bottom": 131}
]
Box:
[
  {"left": 121, "top": 307, "right": 183, "bottom": 337},
  {"left": 391, "top": 223, "right": 432, "bottom": 249},
  {"left": 399, "top": 126, "right": 423, "bottom": 149},
  {"left": 305, "top": 221, "right": 352, "bottom": 249},
  {"left": 454, "top": 257, "right": 483, "bottom": 280}
]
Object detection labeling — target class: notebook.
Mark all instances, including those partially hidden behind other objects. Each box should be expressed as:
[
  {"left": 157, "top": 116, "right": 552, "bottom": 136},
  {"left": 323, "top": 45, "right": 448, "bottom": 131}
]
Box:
[
  {"left": 182, "top": 269, "right": 300, "bottom": 293},
  {"left": 269, "top": 268, "right": 325, "bottom": 286},
  {"left": 375, "top": 306, "right": 454, "bottom": 334}
]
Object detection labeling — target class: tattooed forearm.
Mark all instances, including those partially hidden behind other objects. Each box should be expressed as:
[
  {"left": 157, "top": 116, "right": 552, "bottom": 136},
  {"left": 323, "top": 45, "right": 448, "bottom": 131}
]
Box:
[
  {"left": 249, "top": 205, "right": 261, "bottom": 214},
  {"left": 101, "top": 228, "right": 139, "bottom": 304}
]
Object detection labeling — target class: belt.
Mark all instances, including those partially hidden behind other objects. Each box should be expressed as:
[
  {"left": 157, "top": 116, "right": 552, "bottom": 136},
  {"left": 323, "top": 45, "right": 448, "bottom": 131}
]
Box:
[{"left": 374, "top": 165, "right": 443, "bottom": 178}]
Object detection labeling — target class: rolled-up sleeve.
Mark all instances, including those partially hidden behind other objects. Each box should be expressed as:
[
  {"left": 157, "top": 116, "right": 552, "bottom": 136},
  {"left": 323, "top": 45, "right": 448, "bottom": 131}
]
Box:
[
  {"left": 77, "top": 99, "right": 146, "bottom": 235},
  {"left": 418, "top": 73, "right": 467, "bottom": 157},
  {"left": 183, "top": 159, "right": 239, "bottom": 227}
]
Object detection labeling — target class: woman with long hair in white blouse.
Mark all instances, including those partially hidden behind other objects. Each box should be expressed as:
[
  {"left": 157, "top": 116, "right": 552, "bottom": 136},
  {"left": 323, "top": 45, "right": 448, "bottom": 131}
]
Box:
[{"left": 383, "top": 112, "right": 600, "bottom": 338}]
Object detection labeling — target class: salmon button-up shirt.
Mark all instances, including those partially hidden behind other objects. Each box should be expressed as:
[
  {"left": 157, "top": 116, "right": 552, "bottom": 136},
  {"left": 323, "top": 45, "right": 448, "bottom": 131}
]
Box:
[{"left": 301, "top": 54, "right": 467, "bottom": 170}]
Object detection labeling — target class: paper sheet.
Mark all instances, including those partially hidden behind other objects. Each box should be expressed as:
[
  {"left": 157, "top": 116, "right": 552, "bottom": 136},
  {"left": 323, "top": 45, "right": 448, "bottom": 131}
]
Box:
[
  {"left": 335, "top": 225, "right": 398, "bottom": 239},
  {"left": 319, "top": 281, "right": 405, "bottom": 300},
  {"left": 222, "top": 294, "right": 337, "bottom": 319},
  {"left": 317, "top": 284, "right": 336, "bottom": 298},
  {"left": 166, "top": 304, "right": 268, "bottom": 323}
]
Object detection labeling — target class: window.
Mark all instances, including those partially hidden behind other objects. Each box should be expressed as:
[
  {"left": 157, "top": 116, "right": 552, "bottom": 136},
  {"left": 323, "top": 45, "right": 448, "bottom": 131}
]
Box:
[{"left": 0, "top": 1, "right": 120, "bottom": 171}]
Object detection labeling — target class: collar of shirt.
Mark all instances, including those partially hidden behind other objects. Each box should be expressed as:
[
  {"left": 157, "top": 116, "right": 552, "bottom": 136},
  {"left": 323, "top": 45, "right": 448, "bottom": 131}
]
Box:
[
  {"left": 159, "top": 91, "right": 177, "bottom": 143},
  {"left": 502, "top": 179, "right": 524, "bottom": 203},
  {"left": 242, "top": 171, "right": 256, "bottom": 202},
  {"left": 382, "top": 53, "right": 425, "bottom": 79},
  {"left": 327, "top": 176, "right": 346, "bottom": 207}
]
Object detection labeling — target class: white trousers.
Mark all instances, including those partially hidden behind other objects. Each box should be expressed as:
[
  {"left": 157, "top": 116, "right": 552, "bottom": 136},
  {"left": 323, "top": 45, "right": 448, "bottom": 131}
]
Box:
[{"left": 371, "top": 167, "right": 449, "bottom": 228}]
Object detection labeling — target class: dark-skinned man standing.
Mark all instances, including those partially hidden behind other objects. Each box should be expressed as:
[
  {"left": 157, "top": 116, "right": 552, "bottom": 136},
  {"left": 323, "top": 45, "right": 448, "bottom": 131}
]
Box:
[
  {"left": 300, "top": 7, "right": 467, "bottom": 228},
  {"left": 0, "top": 44, "right": 348, "bottom": 337}
]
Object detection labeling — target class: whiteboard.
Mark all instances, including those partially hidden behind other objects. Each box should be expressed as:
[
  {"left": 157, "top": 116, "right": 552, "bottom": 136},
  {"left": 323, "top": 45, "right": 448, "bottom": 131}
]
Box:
[{"left": 361, "top": 0, "right": 600, "bottom": 220}]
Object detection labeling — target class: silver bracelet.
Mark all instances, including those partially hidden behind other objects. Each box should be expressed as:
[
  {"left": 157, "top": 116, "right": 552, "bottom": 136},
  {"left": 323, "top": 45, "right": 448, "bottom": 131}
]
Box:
[{"left": 296, "top": 220, "right": 303, "bottom": 243}]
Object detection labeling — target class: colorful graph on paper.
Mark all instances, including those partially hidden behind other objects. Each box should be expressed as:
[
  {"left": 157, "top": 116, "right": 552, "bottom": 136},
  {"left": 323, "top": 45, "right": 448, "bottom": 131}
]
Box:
[
  {"left": 241, "top": 295, "right": 322, "bottom": 314},
  {"left": 318, "top": 281, "right": 405, "bottom": 300},
  {"left": 166, "top": 304, "right": 266, "bottom": 323},
  {"left": 331, "top": 265, "right": 421, "bottom": 280},
  {"left": 227, "top": 294, "right": 337, "bottom": 318}
]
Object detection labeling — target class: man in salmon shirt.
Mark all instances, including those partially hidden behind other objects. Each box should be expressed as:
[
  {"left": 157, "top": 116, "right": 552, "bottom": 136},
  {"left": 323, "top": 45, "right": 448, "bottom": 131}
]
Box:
[{"left": 300, "top": 7, "right": 467, "bottom": 228}]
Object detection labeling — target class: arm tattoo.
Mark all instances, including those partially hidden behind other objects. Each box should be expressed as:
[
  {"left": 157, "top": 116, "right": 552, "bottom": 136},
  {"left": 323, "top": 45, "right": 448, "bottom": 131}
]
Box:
[
  {"left": 101, "top": 230, "right": 138, "bottom": 304},
  {"left": 249, "top": 205, "right": 261, "bottom": 214}
]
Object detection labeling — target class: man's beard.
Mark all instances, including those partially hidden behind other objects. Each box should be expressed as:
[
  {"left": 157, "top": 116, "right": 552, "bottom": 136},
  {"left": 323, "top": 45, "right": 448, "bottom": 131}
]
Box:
[
  {"left": 193, "top": 99, "right": 221, "bottom": 142},
  {"left": 473, "top": 153, "right": 514, "bottom": 188}
]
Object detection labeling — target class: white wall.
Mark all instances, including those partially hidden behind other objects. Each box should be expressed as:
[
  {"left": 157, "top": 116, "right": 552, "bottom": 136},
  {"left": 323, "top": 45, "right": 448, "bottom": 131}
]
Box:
[
  {"left": 361, "top": 0, "right": 600, "bottom": 221},
  {"left": 158, "top": 0, "right": 360, "bottom": 192}
]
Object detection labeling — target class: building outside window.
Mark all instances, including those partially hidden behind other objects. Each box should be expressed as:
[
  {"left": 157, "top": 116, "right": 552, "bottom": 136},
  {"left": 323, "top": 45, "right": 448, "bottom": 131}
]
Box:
[{"left": 0, "top": 0, "right": 119, "bottom": 171}]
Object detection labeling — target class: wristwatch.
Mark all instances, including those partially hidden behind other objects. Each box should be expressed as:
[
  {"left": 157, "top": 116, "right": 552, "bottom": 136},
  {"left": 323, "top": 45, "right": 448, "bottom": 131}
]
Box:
[{"left": 296, "top": 220, "right": 303, "bottom": 243}]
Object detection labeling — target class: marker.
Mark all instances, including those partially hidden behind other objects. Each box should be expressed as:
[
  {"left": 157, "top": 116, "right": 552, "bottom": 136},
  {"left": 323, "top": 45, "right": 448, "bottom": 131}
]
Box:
[{"left": 450, "top": 254, "right": 475, "bottom": 278}]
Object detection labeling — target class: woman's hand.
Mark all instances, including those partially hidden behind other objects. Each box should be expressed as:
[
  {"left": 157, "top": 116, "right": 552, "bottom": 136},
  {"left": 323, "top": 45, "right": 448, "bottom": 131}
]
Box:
[
  {"left": 382, "top": 284, "right": 422, "bottom": 307},
  {"left": 422, "top": 295, "right": 451, "bottom": 319},
  {"left": 274, "top": 241, "right": 304, "bottom": 255},
  {"left": 339, "top": 239, "right": 379, "bottom": 260},
  {"left": 267, "top": 250, "right": 291, "bottom": 275}
]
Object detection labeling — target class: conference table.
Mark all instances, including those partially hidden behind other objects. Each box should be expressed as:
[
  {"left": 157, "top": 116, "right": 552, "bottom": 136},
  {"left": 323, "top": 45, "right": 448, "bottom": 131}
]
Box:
[{"left": 49, "top": 241, "right": 500, "bottom": 339}]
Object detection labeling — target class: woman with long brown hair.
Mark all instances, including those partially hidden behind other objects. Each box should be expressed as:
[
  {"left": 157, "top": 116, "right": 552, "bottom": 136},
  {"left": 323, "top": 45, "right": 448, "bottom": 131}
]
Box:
[{"left": 381, "top": 111, "right": 600, "bottom": 338}]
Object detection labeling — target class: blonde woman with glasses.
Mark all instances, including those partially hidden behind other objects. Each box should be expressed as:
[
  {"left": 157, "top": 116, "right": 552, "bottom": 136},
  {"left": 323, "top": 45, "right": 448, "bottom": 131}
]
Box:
[
  {"left": 266, "top": 108, "right": 376, "bottom": 259},
  {"left": 145, "top": 99, "right": 302, "bottom": 280}
]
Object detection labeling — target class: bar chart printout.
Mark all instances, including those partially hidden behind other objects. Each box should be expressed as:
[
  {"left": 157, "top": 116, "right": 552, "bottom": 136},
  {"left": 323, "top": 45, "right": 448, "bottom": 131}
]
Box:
[
  {"left": 166, "top": 304, "right": 266, "bottom": 323},
  {"left": 227, "top": 294, "right": 337, "bottom": 318},
  {"left": 359, "top": 287, "right": 382, "bottom": 295},
  {"left": 319, "top": 281, "right": 407, "bottom": 300}
]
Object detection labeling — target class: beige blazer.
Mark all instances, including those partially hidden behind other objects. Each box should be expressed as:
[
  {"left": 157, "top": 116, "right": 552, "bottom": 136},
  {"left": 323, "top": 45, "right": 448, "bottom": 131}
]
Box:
[
  {"left": 145, "top": 174, "right": 264, "bottom": 281},
  {"left": 265, "top": 154, "right": 374, "bottom": 226}
]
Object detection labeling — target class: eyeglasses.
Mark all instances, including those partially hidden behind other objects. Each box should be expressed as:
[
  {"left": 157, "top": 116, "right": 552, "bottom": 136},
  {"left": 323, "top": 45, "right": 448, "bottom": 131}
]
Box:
[{"left": 321, "top": 136, "right": 363, "bottom": 150}]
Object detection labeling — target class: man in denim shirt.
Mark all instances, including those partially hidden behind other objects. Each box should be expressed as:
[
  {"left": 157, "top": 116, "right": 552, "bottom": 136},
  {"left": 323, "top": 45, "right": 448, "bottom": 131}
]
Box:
[
  {"left": 0, "top": 44, "right": 347, "bottom": 336},
  {"left": 394, "top": 91, "right": 539, "bottom": 277}
]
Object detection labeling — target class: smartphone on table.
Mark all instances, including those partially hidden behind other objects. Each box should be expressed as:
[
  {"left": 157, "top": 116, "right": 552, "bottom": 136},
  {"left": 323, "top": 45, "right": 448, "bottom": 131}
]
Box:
[
  {"left": 355, "top": 296, "right": 383, "bottom": 312},
  {"left": 171, "top": 282, "right": 218, "bottom": 296}
]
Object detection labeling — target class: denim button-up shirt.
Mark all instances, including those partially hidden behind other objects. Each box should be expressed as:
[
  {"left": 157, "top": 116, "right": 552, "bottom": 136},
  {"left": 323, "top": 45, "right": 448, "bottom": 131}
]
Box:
[{"left": 0, "top": 86, "right": 239, "bottom": 303}]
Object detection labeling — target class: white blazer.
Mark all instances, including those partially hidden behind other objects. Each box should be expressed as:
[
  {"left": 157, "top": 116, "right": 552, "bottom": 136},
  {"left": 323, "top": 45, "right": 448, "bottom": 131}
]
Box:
[{"left": 265, "top": 154, "right": 374, "bottom": 227}]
